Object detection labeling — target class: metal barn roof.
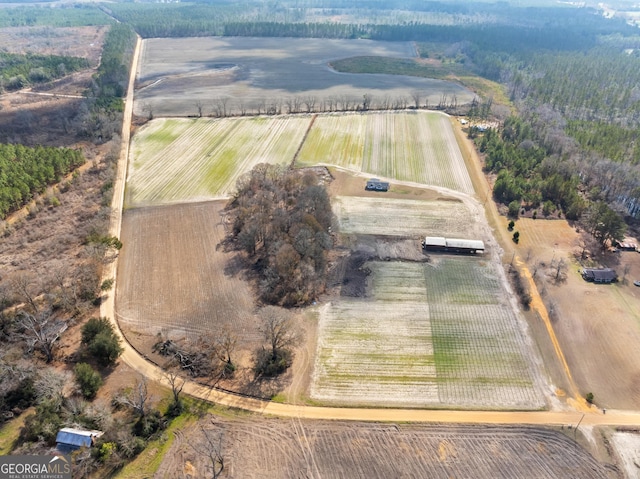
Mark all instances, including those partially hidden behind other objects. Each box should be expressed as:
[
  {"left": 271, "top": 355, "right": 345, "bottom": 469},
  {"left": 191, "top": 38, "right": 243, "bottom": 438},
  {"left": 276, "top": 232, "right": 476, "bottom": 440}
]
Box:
[
  {"left": 56, "top": 428, "right": 103, "bottom": 449},
  {"left": 424, "top": 237, "right": 447, "bottom": 247},
  {"left": 445, "top": 238, "right": 485, "bottom": 250},
  {"left": 423, "top": 237, "right": 485, "bottom": 251}
]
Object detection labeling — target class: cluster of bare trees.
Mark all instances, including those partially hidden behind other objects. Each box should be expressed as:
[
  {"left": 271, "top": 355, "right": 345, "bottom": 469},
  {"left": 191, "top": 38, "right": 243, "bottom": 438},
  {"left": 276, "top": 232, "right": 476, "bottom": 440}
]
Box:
[{"left": 223, "top": 163, "right": 334, "bottom": 306}]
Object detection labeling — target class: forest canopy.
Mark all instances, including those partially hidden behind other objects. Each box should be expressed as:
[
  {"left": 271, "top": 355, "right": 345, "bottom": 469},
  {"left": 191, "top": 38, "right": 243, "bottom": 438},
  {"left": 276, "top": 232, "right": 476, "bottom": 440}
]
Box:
[{"left": 0, "top": 143, "right": 84, "bottom": 218}]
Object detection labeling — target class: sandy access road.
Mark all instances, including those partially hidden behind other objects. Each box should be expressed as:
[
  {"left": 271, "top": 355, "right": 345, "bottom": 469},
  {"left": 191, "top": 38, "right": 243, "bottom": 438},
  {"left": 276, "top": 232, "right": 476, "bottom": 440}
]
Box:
[{"left": 101, "top": 37, "right": 640, "bottom": 427}]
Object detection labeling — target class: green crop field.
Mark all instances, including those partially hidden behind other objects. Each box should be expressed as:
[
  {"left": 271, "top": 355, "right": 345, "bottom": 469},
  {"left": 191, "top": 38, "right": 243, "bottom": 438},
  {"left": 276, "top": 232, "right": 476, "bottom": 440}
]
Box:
[
  {"left": 311, "top": 257, "right": 543, "bottom": 409},
  {"left": 126, "top": 116, "right": 311, "bottom": 207},
  {"left": 297, "top": 111, "right": 474, "bottom": 195}
]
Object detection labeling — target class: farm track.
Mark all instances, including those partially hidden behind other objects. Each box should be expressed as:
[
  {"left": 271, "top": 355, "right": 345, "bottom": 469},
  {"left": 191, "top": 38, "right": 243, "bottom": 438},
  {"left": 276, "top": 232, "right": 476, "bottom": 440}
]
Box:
[{"left": 102, "top": 38, "right": 640, "bottom": 433}]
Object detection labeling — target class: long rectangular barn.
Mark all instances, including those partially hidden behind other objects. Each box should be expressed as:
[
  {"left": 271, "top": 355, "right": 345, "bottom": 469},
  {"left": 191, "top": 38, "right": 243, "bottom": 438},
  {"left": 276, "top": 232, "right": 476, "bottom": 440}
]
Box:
[{"left": 422, "top": 236, "right": 485, "bottom": 254}]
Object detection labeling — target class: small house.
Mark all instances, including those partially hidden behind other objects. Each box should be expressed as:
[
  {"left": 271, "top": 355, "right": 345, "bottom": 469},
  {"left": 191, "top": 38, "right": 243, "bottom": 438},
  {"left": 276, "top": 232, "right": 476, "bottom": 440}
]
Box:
[
  {"left": 56, "top": 428, "right": 103, "bottom": 452},
  {"left": 365, "top": 178, "right": 389, "bottom": 192},
  {"left": 581, "top": 268, "right": 617, "bottom": 284}
]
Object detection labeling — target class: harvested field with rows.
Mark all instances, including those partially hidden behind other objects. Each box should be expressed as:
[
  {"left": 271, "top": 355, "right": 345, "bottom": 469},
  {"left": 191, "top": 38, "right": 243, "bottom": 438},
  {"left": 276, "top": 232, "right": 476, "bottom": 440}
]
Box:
[
  {"left": 126, "top": 116, "right": 310, "bottom": 207},
  {"left": 312, "top": 257, "right": 544, "bottom": 408},
  {"left": 116, "top": 201, "right": 260, "bottom": 347},
  {"left": 158, "top": 419, "right": 610, "bottom": 479},
  {"left": 297, "top": 111, "right": 475, "bottom": 195}
]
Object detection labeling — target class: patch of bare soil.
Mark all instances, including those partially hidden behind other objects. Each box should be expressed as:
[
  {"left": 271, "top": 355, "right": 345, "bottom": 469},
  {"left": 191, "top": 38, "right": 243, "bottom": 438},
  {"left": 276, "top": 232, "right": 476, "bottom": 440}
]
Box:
[
  {"left": 328, "top": 166, "right": 446, "bottom": 201},
  {"left": 327, "top": 238, "right": 428, "bottom": 298},
  {"left": 157, "top": 417, "right": 613, "bottom": 479}
]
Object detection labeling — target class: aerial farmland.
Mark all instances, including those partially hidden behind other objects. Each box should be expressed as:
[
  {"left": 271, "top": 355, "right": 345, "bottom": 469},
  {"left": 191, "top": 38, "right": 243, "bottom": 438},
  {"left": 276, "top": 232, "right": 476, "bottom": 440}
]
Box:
[{"left": 120, "top": 90, "right": 548, "bottom": 410}]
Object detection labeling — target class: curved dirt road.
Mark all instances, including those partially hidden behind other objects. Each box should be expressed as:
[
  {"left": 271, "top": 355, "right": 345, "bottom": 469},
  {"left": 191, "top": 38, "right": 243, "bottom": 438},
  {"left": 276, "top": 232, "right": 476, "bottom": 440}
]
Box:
[{"left": 101, "top": 37, "right": 640, "bottom": 428}]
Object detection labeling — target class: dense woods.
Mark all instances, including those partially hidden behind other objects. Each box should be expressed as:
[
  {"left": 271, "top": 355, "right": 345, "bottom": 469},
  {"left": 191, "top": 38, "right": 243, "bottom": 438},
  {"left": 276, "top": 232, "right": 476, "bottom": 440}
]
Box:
[
  {"left": 0, "top": 143, "right": 84, "bottom": 218},
  {"left": 224, "top": 164, "right": 333, "bottom": 306}
]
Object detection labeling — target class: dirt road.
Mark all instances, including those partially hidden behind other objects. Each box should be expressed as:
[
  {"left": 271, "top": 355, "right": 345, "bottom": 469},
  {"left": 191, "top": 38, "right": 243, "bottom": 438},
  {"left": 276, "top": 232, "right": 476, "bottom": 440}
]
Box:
[{"left": 101, "top": 41, "right": 640, "bottom": 427}]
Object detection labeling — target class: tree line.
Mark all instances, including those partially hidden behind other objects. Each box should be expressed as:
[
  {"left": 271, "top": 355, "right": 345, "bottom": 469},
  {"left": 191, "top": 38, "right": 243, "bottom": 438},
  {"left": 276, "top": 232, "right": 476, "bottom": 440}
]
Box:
[
  {"left": 0, "top": 52, "right": 89, "bottom": 92},
  {"left": 0, "top": 143, "right": 84, "bottom": 219}
]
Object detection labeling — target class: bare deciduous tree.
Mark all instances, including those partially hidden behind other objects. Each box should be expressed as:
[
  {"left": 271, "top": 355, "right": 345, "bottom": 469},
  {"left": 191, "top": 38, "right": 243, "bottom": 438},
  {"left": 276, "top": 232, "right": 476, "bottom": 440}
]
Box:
[
  {"left": 10, "top": 272, "right": 40, "bottom": 314},
  {"left": 17, "top": 310, "right": 67, "bottom": 363},
  {"left": 115, "top": 377, "right": 151, "bottom": 418},
  {"left": 192, "top": 417, "right": 225, "bottom": 479},
  {"left": 411, "top": 90, "right": 422, "bottom": 109},
  {"left": 303, "top": 96, "right": 316, "bottom": 113},
  {"left": 195, "top": 100, "right": 204, "bottom": 118},
  {"left": 258, "top": 306, "right": 300, "bottom": 359}
]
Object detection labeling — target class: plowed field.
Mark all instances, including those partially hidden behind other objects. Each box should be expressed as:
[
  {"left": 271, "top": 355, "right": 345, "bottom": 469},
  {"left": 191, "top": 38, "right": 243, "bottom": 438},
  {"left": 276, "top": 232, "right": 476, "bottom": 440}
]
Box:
[
  {"left": 157, "top": 419, "right": 610, "bottom": 479},
  {"left": 116, "top": 201, "right": 259, "bottom": 345}
]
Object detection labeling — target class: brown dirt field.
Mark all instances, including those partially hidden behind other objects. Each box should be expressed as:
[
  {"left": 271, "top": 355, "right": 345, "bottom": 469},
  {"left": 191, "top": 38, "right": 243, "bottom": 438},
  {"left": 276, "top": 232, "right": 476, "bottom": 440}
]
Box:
[
  {"left": 514, "top": 218, "right": 640, "bottom": 409},
  {"left": 116, "top": 201, "right": 258, "bottom": 342},
  {"left": 156, "top": 417, "right": 613, "bottom": 479},
  {"left": 327, "top": 165, "right": 451, "bottom": 201}
]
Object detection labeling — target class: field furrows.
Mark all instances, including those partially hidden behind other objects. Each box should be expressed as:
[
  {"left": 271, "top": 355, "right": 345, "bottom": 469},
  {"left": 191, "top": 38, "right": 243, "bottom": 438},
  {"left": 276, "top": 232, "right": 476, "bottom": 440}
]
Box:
[
  {"left": 127, "top": 116, "right": 311, "bottom": 207},
  {"left": 425, "top": 257, "right": 543, "bottom": 408},
  {"left": 116, "top": 201, "right": 260, "bottom": 343},
  {"left": 296, "top": 111, "right": 474, "bottom": 195},
  {"left": 333, "top": 195, "right": 472, "bottom": 237},
  {"left": 170, "top": 421, "right": 609, "bottom": 479},
  {"left": 311, "top": 294, "right": 438, "bottom": 406},
  {"left": 312, "top": 258, "right": 543, "bottom": 408}
]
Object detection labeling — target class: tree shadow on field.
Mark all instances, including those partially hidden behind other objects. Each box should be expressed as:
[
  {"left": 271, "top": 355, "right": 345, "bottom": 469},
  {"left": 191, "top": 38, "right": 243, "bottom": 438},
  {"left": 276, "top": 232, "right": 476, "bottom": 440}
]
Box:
[
  {"left": 223, "top": 254, "right": 246, "bottom": 277},
  {"left": 236, "top": 363, "right": 292, "bottom": 400}
]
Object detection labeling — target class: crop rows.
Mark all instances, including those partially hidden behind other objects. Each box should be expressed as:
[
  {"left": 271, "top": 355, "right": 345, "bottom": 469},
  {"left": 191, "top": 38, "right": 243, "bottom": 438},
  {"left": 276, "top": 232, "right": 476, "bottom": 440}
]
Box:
[
  {"left": 127, "top": 116, "right": 311, "bottom": 207},
  {"left": 312, "top": 262, "right": 437, "bottom": 406},
  {"left": 332, "top": 196, "right": 473, "bottom": 237},
  {"left": 297, "top": 111, "right": 474, "bottom": 195},
  {"left": 312, "top": 258, "right": 543, "bottom": 408},
  {"left": 425, "top": 257, "right": 543, "bottom": 408},
  {"left": 116, "top": 202, "right": 261, "bottom": 344},
  {"left": 169, "top": 420, "right": 609, "bottom": 479}
]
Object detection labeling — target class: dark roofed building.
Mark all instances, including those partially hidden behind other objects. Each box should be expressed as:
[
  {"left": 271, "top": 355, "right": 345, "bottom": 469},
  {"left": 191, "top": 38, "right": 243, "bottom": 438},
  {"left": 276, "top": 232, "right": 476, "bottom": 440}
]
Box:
[
  {"left": 56, "top": 428, "right": 103, "bottom": 452},
  {"left": 365, "top": 178, "right": 389, "bottom": 191},
  {"left": 581, "top": 268, "right": 617, "bottom": 283}
]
